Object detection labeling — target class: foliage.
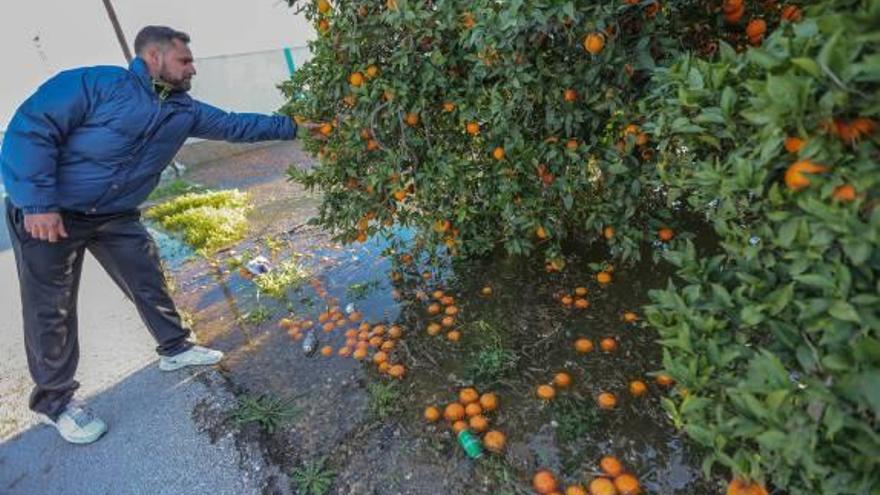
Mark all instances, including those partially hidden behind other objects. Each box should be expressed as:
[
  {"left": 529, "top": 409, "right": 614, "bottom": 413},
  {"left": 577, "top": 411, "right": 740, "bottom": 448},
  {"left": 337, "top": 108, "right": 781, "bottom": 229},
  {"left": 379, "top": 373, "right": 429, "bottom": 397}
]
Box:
[
  {"left": 641, "top": 2, "right": 880, "bottom": 493},
  {"left": 243, "top": 305, "right": 273, "bottom": 325},
  {"left": 464, "top": 320, "right": 519, "bottom": 384},
  {"left": 231, "top": 393, "right": 300, "bottom": 434},
  {"left": 552, "top": 395, "right": 600, "bottom": 443},
  {"left": 281, "top": 0, "right": 879, "bottom": 491},
  {"left": 291, "top": 457, "right": 335, "bottom": 495},
  {"left": 253, "top": 258, "right": 310, "bottom": 299},
  {"left": 345, "top": 279, "right": 382, "bottom": 299},
  {"left": 147, "top": 178, "right": 205, "bottom": 202},
  {"left": 367, "top": 381, "right": 401, "bottom": 419},
  {"left": 146, "top": 190, "right": 251, "bottom": 253}
]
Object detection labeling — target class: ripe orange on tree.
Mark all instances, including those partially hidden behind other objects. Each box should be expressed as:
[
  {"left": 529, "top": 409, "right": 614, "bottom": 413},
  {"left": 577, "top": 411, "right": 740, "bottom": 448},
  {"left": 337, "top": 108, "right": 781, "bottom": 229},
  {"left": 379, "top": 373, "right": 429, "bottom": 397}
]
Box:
[
  {"left": 783, "top": 136, "right": 805, "bottom": 153},
  {"left": 365, "top": 64, "right": 379, "bottom": 79},
  {"left": 723, "top": 0, "right": 745, "bottom": 23},
  {"left": 781, "top": 4, "right": 803, "bottom": 21},
  {"left": 492, "top": 146, "right": 506, "bottom": 161},
  {"left": 466, "top": 121, "right": 480, "bottom": 135},
  {"left": 405, "top": 112, "right": 420, "bottom": 126},
  {"left": 597, "top": 271, "right": 613, "bottom": 284},
  {"left": 583, "top": 33, "right": 605, "bottom": 54},
  {"left": 564, "top": 88, "right": 578, "bottom": 102},
  {"left": 832, "top": 184, "right": 856, "bottom": 202},
  {"left": 784, "top": 160, "right": 828, "bottom": 191},
  {"left": 746, "top": 18, "right": 767, "bottom": 39},
  {"left": 658, "top": 227, "right": 674, "bottom": 242},
  {"left": 349, "top": 71, "right": 364, "bottom": 87}
]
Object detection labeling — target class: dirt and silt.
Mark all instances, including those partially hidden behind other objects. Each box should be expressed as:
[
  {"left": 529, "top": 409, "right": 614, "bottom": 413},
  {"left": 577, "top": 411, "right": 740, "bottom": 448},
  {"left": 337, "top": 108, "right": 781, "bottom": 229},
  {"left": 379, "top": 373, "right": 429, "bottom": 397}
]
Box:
[{"left": 156, "top": 141, "right": 721, "bottom": 494}]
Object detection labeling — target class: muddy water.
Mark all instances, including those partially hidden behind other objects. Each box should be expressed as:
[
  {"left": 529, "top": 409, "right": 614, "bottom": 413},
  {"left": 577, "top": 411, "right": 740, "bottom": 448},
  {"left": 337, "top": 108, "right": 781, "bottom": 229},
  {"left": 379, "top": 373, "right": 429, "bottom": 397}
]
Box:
[{"left": 160, "top": 143, "right": 722, "bottom": 494}]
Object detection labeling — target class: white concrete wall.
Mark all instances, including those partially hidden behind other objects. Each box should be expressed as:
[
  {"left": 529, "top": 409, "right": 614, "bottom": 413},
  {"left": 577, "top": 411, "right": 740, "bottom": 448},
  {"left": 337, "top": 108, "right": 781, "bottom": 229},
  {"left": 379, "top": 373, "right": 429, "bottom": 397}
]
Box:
[
  {"left": 0, "top": 0, "right": 316, "bottom": 130},
  {"left": 189, "top": 46, "right": 312, "bottom": 116}
]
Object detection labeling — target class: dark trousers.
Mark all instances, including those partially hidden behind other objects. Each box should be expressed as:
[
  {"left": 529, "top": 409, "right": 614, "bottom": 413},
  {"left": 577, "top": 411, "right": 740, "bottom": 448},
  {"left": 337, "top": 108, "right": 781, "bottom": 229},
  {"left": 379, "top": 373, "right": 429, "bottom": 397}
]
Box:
[{"left": 5, "top": 198, "right": 193, "bottom": 420}]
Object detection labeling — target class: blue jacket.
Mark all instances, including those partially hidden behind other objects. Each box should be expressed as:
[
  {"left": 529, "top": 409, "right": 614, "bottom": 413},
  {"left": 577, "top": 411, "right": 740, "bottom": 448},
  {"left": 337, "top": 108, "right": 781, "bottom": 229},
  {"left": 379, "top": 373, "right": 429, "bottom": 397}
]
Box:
[{"left": 0, "top": 57, "right": 296, "bottom": 214}]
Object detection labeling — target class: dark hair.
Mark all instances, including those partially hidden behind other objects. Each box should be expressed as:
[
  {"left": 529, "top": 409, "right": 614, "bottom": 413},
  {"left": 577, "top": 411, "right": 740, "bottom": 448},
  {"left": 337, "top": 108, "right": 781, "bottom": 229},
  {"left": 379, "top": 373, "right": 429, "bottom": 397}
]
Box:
[{"left": 133, "top": 26, "right": 190, "bottom": 55}]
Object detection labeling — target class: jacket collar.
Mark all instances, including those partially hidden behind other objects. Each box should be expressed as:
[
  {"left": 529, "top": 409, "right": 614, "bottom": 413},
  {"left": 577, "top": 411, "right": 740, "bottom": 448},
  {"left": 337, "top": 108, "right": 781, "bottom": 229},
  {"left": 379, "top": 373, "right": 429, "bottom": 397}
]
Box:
[
  {"left": 128, "top": 57, "right": 192, "bottom": 105},
  {"left": 129, "top": 57, "right": 153, "bottom": 86}
]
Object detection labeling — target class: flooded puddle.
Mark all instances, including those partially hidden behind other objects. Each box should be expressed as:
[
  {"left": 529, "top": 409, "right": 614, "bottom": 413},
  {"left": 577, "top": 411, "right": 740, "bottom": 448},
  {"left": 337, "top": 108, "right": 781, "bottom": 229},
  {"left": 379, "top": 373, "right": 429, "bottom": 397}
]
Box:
[{"left": 159, "top": 143, "right": 722, "bottom": 494}]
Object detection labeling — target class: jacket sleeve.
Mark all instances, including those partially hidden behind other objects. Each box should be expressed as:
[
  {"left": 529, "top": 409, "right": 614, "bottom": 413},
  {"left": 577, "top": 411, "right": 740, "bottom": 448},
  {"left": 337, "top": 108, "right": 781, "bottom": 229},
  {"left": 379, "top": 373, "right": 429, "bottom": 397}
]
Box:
[
  {"left": 189, "top": 101, "right": 297, "bottom": 142},
  {"left": 0, "top": 69, "right": 93, "bottom": 213}
]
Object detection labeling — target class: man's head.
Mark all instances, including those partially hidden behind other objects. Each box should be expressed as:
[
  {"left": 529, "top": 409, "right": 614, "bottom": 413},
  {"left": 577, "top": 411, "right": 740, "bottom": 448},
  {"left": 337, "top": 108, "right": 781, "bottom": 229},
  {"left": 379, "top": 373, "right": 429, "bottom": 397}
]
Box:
[{"left": 133, "top": 26, "right": 196, "bottom": 92}]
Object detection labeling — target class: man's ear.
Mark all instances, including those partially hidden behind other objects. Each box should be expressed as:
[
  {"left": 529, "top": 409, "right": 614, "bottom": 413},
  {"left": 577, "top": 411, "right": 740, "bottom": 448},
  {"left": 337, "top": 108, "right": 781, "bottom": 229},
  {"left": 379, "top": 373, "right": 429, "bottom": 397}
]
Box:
[{"left": 142, "top": 45, "right": 160, "bottom": 65}]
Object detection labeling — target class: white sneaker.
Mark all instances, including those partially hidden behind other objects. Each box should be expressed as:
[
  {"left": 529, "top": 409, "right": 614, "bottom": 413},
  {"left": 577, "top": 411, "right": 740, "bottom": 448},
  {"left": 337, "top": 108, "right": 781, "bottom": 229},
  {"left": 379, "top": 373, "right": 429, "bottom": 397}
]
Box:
[
  {"left": 42, "top": 401, "right": 108, "bottom": 445},
  {"left": 158, "top": 345, "right": 224, "bottom": 371}
]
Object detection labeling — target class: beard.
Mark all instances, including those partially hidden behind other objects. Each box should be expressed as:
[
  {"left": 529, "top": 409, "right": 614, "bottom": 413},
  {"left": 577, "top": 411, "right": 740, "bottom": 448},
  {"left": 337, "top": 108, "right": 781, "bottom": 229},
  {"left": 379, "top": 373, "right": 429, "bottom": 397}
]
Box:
[{"left": 159, "top": 68, "right": 192, "bottom": 92}]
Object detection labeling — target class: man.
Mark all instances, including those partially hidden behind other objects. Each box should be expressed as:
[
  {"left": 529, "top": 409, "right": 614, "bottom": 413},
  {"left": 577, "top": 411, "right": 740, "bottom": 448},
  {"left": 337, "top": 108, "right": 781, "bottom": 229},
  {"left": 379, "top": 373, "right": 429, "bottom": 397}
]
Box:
[{"left": 1, "top": 26, "right": 307, "bottom": 445}]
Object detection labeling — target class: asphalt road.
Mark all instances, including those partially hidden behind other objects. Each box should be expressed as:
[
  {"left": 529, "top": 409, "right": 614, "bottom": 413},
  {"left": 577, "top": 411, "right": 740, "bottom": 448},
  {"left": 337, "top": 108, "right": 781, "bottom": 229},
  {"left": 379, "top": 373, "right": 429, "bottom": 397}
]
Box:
[{"left": 0, "top": 197, "right": 283, "bottom": 495}]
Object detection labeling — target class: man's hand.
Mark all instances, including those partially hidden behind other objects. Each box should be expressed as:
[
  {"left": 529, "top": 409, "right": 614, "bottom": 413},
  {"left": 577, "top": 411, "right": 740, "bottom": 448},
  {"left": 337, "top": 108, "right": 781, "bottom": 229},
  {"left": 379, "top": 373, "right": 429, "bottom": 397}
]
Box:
[
  {"left": 24, "top": 213, "right": 68, "bottom": 243},
  {"left": 295, "top": 119, "right": 331, "bottom": 140}
]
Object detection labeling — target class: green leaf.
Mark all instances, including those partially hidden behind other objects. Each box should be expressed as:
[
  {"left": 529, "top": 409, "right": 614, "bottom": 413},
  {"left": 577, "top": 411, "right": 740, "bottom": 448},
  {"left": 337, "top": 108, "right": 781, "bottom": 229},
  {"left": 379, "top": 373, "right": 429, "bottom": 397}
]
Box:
[
  {"left": 842, "top": 240, "right": 871, "bottom": 264},
  {"left": 829, "top": 300, "right": 861, "bottom": 323},
  {"left": 756, "top": 430, "right": 788, "bottom": 450},
  {"left": 685, "top": 424, "right": 715, "bottom": 447},
  {"left": 741, "top": 305, "right": 765, "bottom": 326},
  {"left": 791, "top": 57, "right": 822, "bottom": 78}
]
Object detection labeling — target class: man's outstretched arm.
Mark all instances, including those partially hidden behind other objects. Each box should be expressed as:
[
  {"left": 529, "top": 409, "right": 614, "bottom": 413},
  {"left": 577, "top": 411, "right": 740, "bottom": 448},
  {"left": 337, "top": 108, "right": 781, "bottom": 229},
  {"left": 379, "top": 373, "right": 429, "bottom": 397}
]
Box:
[{"left": 189, "top": 101, "right": 297, "bottom": 142}]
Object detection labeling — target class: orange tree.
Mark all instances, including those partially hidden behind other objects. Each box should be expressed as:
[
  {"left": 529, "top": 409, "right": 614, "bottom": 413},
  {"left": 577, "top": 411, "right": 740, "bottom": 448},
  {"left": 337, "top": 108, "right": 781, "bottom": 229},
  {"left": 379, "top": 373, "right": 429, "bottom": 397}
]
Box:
[
  {"left": 642, "top": 0, "right": 880, "bottom": 493},
  {"left": 282, "top": 0, "right": 679, "bottom": 266},
  {"left": 280, "top": 0, "right": 879, "bottom": 492}
]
